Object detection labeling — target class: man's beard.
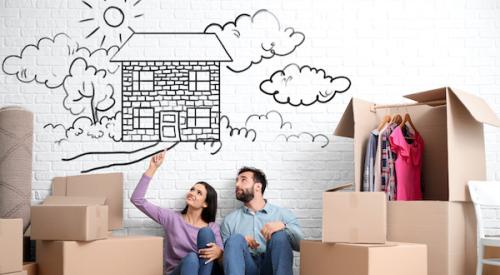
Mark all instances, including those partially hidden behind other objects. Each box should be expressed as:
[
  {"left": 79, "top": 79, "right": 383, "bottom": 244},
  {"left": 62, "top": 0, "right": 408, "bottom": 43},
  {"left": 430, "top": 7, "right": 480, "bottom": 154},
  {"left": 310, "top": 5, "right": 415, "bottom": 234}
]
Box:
[{"left": 236, "top": 188, "right": 254, "bottom": 203}]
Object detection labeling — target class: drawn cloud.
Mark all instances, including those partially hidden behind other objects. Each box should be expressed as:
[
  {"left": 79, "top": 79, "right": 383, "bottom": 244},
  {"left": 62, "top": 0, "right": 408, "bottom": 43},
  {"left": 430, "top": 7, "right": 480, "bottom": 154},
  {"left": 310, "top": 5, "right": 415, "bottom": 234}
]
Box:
[
  {"left": 259, "top": 63, "right": 351, "bottom": 107},
  {"left": 204, "top": 9, "right": 305, "bottom": 73},
  {"left": 2, "top": 33, "right": 119, "bottom": 89},
  {"left": 275, "top": 132, "right": 330, "bottom": 148}
]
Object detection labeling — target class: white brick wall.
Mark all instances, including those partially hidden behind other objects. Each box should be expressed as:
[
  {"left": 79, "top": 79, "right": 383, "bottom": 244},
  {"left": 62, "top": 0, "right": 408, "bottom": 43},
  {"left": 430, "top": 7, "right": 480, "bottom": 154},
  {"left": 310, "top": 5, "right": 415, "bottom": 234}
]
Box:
[{"left": 2, "top": 0, "right": 500, "bottom": 274}]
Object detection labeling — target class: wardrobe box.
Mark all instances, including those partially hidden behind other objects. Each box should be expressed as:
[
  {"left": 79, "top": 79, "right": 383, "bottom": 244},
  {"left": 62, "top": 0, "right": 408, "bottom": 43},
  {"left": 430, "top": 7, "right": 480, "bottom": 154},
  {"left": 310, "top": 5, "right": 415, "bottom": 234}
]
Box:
[
  {"left": 334, "top": 87, "right": 500, "bottom": 201},
  {"left": 301, "top": 240, "right": 427, "bottom": 275},
  {"left": 387, "top": 201, "right": 476, "bottom": 275},
  {"left": 31, "top": 196, "right": 108, "bottom": 241},
  {"left": 323, "top": 184, "right": 386, "bottom": 243},
  {"left": 0, "top": 219, "right": 23, "bottom": 274},
  {"left": 52, "top": 172, "right": 123, "bottom": 230},
  {"left": 36, "top": 236, "right": 163, "bottom": 275},
  {"left": 22, "top": 262, "right": 37, "bottom": 275}
]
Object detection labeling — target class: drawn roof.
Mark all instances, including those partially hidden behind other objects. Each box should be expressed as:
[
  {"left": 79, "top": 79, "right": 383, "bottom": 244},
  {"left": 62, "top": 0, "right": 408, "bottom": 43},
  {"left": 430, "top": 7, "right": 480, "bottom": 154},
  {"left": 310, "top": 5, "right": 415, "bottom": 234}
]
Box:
[{"left": 110, "top": 32, "right": 232, "bottom": 62}]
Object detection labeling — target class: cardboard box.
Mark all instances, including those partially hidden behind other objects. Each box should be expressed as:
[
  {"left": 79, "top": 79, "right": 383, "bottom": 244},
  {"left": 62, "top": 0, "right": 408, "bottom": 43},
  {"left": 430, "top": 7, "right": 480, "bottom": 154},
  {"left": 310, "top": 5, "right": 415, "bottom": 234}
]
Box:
[
  {"left": 31, "top": 196, "right": 108, "bottom": 241},
  {"left": 52, "top": 172, "right": 123, "bottom": 229},
  {"left": 0, "top": 219, "right": 23, "bottom": 274},
  {"left": 387, "top": 201, "right": 476, "bottom": 275},
  {"left": 301, "top": 240, "right": 427, "bottom": 275},
  {"left": 335, "top": 87, "right": 500, "bottom": 201},
  {"left": 36, "top": 236, "right": 163, "bottom": 275},
  {"left": 22, "top": 262, "right": 37, "bottom": 275},
  {"left": 323, "top": 184, "right": 386, "bottom": 243},
  {"left": 484, "top": 247, "right": 500, "bottom": 275}
]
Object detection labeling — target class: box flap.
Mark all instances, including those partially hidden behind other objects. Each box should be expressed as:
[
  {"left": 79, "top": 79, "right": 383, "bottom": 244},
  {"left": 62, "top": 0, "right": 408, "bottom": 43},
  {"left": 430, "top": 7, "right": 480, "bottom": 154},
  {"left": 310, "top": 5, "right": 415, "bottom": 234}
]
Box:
[
  {"left": 325, "top": 183, "right": 353, "bottom": 192},
  {"left": 448, "top": 87, "right": 500, "bottom": 127},
  {"left": 403, "top": 87, "right": 447, "bottom": 106},
  {"left": 43, "top": 196, "right": 106, "bottom": 206},
  {"left": 334, "top": 99, "right": 354, "bottom": 137}
]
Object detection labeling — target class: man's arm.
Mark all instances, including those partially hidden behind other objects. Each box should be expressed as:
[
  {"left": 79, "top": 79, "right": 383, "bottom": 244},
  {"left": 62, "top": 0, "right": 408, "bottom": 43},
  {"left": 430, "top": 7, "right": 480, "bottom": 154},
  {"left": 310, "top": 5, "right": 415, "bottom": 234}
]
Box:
[{"left": 281, "top": 208, "right": 304, "bottom": 251}]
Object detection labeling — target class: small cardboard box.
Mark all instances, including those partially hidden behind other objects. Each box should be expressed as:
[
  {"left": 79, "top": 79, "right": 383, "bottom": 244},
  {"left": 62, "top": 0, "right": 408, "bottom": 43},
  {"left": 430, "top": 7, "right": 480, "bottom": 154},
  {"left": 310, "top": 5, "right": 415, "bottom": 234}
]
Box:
[
  {"left": 36, "top": 236, "right": 163, "bottom": 275},
  {"left": 387, "top": 201, "right": 476, "bottom": 275},
  {"left": 31, "top": 196, "right": 108, "bottom": 241},
  {"left": 335, "top": 87, "right": 500, "bottom": 201},
  {"left": 52, "top": 172, "right": 123, "bottom": 230},
  {"left": 0, "top": 219, "right": 23, "bottom": 274},
  {"left": 301, "top": 240, "right": 427, "bottom": 275},
  {"left": 323, "top": 183, "right": 386, "bottom": 243},
  {"left": 23, "top": 262, "right": 37, "bottom": 275}
]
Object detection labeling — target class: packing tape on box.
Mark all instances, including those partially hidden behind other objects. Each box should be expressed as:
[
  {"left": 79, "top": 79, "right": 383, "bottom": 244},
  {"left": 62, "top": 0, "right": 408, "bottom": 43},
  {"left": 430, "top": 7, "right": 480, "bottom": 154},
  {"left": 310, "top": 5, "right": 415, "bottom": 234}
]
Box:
[
  {"left": 349, "top": 227, "right": 359, "bottom": 242},
  {"left": 349, "top": 194, "right": 359, "bottom": 209}
]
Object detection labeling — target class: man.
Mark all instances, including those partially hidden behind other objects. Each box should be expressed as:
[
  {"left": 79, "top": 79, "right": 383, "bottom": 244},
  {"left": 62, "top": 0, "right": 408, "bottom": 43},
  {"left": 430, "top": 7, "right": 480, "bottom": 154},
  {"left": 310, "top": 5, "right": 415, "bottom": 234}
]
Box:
[{"left": 221, "top": 167, "right": 304, "bottom": 275}]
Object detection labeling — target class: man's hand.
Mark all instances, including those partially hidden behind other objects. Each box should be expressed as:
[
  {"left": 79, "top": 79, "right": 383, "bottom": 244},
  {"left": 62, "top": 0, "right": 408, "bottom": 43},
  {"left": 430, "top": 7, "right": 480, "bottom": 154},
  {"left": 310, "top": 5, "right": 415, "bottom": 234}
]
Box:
[
  {"left": 260, "top": 221, "right": 285, "bottom": 241},
  {"left": 198, "top": 243, "right": 222, "bottom": 264},
  {"left": 245, "top": 236, "right": 260, "bottom": 249}
]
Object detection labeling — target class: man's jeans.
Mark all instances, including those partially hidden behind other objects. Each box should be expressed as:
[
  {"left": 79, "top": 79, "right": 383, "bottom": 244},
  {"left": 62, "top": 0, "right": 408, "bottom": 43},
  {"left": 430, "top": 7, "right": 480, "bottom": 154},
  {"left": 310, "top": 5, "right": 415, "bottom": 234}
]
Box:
[
  {"left": 170, "top": 227, "right": 216, "bottom": 275},
  {"left": 223, "top": 231, "right": 293, "bottom": 275}
]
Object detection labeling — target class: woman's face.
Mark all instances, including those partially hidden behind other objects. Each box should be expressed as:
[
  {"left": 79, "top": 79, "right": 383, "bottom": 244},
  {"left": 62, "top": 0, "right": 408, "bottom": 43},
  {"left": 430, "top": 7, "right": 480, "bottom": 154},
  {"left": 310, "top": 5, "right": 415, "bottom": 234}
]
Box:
[{"left": 185, "top": 183, "right": 208, "bottom": 210}]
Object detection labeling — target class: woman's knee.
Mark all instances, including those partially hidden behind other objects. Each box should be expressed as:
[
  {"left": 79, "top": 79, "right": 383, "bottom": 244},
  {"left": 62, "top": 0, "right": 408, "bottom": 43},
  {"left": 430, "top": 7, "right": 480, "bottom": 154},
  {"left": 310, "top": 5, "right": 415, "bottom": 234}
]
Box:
[{"left": 197, "top": 227, "right": 215, "bottom": 248}]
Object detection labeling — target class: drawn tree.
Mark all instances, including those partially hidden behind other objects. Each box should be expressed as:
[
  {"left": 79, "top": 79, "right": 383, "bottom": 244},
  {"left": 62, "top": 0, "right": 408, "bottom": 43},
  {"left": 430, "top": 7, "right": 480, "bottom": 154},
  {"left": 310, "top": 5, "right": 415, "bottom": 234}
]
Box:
[{"left": 63, "top": 58, "right": 116, "bottom": 124}]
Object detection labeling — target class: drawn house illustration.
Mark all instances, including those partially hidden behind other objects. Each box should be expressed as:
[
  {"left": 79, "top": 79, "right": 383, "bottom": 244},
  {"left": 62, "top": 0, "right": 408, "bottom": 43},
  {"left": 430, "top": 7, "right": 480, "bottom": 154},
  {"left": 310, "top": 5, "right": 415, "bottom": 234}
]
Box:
[{"left": 111, "top": 32, "right": 232, "bottom": 142}]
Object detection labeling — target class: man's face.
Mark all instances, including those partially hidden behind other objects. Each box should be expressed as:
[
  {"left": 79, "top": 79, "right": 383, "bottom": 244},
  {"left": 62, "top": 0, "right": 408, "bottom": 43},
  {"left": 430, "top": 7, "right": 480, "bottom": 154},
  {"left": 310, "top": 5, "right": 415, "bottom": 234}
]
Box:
[{"left": 235, "top": 171, "right": 257, "bottom": 203}]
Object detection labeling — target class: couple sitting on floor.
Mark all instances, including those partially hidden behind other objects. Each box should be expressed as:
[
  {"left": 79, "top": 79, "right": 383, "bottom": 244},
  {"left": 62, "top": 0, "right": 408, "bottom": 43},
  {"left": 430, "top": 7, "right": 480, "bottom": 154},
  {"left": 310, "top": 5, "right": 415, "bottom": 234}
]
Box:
[{"left": 131, "top": 151, "right": 304, "bottom": 275}]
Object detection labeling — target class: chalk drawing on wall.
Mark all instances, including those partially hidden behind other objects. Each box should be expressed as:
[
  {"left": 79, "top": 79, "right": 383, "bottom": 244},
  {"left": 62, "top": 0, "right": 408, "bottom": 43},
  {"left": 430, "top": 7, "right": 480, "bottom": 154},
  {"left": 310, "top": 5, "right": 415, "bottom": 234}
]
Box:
[
  {"left": 110, "top": 32, "right": 232, "bottom": 143},
  {"left": 259, "top": 63, "right": 351, "bottom": 107},
  {"left": 205, "top": 9, "right": 305, "bottom": 73},
  {"left": 80, "top": 0, "right": 144, "bottom": 47},
  {"left": 275, "top": 133, "right": 330, "bottom": 148}
]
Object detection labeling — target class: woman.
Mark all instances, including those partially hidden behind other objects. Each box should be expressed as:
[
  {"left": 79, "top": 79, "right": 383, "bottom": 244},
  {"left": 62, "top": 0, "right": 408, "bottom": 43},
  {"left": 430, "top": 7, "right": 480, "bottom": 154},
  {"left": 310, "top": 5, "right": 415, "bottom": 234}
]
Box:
[{"left": 131, "top": 151, "right": 223, "bottom": 275}]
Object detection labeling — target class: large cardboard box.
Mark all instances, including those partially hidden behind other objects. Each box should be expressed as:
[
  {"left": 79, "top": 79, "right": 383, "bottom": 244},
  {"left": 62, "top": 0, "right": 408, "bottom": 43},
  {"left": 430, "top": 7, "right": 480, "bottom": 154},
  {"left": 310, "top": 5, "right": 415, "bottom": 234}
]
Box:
[
  {"left": 301, "top": 240, "right": 427, "bottom": 275},
  {"left": 323, "top": 184, "right": 386, "bottom": 243},
  {"left": 22, "top": 262, "right": 37, "bottom": 275},
  {"left": 52, "top": 172, "right": 123, "bottom": 229},
  {"left": 387, "top": 201, "right": 476, "bottom": 275},
  {"left": 334, "top": 87, "right": 500, "bottom": 201},
  {"left": 0, "top": 219, "right": 23, "bottom": 274},
  {"left": 36, "top": 236, "right": 163, "bottom": 275},
  {"left": 31, "top": 196, "right": 108, "bottom": 241}
]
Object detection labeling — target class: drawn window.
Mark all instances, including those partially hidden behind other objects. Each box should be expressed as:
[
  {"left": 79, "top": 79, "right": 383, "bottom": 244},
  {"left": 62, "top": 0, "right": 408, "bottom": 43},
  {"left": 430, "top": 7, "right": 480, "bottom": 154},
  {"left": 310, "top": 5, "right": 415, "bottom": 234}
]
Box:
[
  {"left": 132, "top": 71, "right": 154, "bottom": 91},
  {"left": 189, "top": 71, "right": 210, "bottom": 91},
  {"left": 187, "top": 108, "right": 211, "bottom": 128},
  {"left": 133, "top": 108, "right": 154, "bottom": 129}
]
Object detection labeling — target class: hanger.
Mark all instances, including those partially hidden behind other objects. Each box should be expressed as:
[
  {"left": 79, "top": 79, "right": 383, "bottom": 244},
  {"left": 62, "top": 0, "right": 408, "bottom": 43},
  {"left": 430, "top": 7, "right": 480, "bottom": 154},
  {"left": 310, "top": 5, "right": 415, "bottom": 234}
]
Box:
[
  {"left": 377, "top": 115, "right": 392, "bottom": 131},
  {"left": 391, "top": 113, "right": 402, "bottom": 125},
  {"left": 399, "top": 113, "right": 418, "bottom": 137}
]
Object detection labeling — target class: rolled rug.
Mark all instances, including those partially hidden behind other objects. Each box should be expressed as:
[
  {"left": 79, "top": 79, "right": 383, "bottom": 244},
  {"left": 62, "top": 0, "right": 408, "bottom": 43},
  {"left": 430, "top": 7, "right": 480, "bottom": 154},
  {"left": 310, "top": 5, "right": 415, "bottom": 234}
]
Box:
[{"left": 0, "top": 106, "right": 33, "bottom": 233}]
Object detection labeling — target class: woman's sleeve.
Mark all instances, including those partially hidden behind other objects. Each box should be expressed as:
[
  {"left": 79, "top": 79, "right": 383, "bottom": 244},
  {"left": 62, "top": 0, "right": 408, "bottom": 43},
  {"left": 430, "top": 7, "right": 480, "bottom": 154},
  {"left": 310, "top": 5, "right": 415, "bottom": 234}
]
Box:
[
  {"left": 211, "top": 223, "right": 225, "bottom": 251},
  {"left": 130, "top": 174, "right": 175, "bottom": 226}
]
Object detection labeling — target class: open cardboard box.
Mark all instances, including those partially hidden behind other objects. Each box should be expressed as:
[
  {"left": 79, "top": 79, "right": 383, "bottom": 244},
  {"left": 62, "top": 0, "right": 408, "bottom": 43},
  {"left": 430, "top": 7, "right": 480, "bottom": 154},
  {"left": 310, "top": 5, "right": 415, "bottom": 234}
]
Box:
[
  {"left": 323, "top": 183, "right": 386, "bottom": 243},
  {"left": 335, "top": 87, "right": 500, "bottom": 201},
  {"left": 31, "top": 196, "right": 108, "bottom": 241},
  {"left": 52, "top": 172, "right": 123, "bottom": 230}
]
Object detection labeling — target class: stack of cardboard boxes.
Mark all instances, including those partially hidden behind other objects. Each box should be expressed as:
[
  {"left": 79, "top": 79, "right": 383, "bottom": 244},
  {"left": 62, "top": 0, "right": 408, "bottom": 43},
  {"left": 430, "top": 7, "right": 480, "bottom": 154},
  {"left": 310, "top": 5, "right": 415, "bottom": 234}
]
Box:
[
  {"left": 324, "top": 87, "right": 500, "bottom": 275},
  {"left": 301, "top": 185, "right": 428, "bottom": 275},
  {"left": 2, "top": 172, "right": 164, "bottom": 275}
]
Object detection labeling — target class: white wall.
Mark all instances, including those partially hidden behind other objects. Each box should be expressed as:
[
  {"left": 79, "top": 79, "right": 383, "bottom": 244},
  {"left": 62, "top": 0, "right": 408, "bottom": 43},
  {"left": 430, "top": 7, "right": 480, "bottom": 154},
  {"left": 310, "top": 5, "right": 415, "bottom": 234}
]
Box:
[{"left": 1, "top": 0, "right": 500, "bottom": 273}]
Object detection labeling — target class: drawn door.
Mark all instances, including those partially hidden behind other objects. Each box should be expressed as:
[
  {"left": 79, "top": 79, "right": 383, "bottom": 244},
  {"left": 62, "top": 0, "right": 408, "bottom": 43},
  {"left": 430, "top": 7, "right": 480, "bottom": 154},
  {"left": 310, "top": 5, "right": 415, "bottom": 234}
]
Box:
[{"left": 160, "top": 111, "right": 180, "bottom": 141}]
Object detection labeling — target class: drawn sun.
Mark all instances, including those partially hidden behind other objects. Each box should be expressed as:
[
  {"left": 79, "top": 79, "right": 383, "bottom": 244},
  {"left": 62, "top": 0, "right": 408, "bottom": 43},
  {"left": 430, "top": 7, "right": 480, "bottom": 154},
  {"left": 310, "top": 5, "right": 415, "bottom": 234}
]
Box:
[{"left": 80, "top": 0, "right": 144, "bottom": 47}]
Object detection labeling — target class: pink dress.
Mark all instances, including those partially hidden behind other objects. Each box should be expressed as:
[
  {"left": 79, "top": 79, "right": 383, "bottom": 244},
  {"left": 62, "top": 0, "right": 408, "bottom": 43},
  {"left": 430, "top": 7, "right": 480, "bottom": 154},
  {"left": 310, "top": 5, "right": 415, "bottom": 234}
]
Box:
[{"left": 389, "top": 127, "right": 424, "bottom": 200}]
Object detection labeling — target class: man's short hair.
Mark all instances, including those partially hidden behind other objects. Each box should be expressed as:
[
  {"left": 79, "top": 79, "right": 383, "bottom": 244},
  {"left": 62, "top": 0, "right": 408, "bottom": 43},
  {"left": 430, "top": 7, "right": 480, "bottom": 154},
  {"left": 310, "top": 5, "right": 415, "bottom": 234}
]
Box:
[{"left": 238, "top": 167, "right": 267, "bottom": 194}]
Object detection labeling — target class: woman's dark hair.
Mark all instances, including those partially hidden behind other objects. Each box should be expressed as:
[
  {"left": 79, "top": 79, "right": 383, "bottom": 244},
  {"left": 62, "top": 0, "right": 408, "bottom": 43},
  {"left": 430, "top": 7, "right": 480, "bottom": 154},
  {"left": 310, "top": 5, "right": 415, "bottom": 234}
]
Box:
[{"left": 181, "top": 181, "right": 218, "bottom": 223}]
